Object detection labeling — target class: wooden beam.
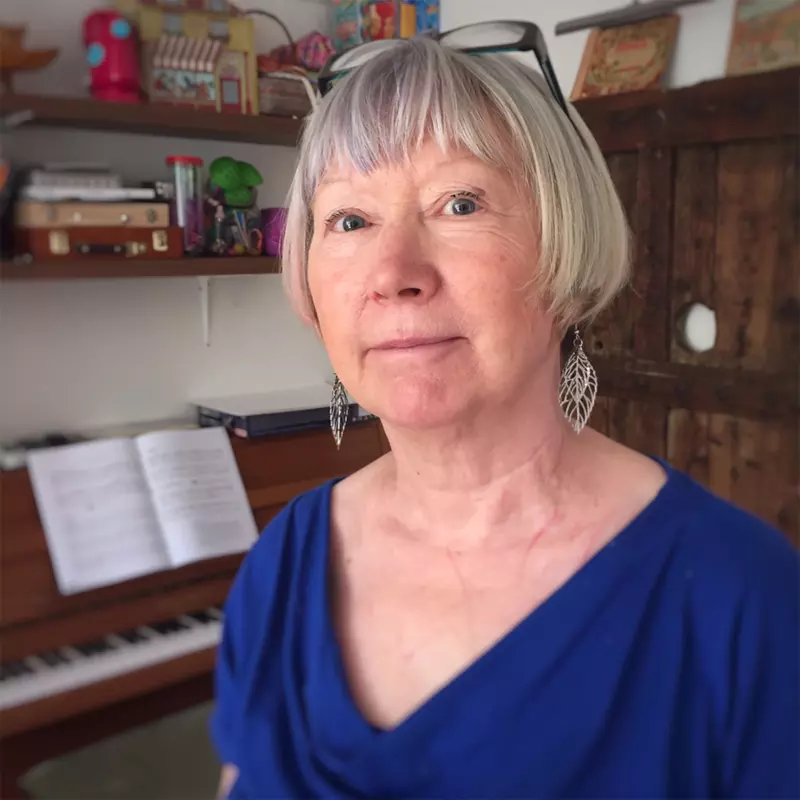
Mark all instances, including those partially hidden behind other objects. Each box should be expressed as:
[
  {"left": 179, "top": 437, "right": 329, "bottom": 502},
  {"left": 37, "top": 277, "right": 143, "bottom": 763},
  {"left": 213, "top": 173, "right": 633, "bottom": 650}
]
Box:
[
  {"left": 575, "top": 67, "right": 800, "bottom": 153},
  {"left": 594, "top": 357, "right": 798, "bottom": 422}
]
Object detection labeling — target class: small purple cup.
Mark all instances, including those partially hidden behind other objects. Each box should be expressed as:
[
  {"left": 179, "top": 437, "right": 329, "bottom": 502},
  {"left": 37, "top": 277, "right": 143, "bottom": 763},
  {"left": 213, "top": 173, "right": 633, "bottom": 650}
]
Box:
[{"left": 262, "top": 208, "right": 288, "bottom": 257}]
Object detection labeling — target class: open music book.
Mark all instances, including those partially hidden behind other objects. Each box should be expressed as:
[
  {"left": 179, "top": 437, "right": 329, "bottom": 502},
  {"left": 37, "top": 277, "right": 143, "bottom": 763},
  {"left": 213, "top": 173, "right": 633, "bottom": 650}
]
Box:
[{"left": 27, "top": 427, "right": 258, "bottom": 595}]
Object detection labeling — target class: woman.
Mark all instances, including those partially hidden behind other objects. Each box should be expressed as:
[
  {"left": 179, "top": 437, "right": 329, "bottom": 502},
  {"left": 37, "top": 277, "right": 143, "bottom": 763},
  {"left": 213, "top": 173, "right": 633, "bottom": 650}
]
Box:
[{"left": 212, "top": 28, "right": 799, "bottom": 799}]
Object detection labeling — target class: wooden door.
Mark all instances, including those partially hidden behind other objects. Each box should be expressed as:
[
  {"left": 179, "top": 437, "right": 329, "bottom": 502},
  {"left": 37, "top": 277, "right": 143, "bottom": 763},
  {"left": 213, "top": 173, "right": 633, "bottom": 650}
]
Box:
[{"left": 576, "top": 67, "right": 799, "bottom": 546}]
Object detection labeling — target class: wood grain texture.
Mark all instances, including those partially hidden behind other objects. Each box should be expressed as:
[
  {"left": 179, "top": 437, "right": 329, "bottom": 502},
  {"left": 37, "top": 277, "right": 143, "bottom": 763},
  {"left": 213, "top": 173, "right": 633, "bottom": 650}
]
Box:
[
  {"left": 693, "top": 140, "right": 799, "bottom": 372},
  {"left": 575, "top": 66, "right": 799, "bottom": 153},
  {"left": 670, "top": 146, "right": 718, "bottom": 364},
  {"left": 668, "top": 410, "right": 799, "bottom": 544},
  {"left": 585, "top": 153, "right": 639, "bottom": 359},
  {"left": 590, "top": 397, "right": 667, "bottom": 458},
  {"left": 587, "top": 148, "right": 673, "bottom": 362},
  {"left": 632, "top": 147, "right": 673, "bottom": 361},
  {"left": 593, "top": 357, "right": 797, "bottom": 422}
]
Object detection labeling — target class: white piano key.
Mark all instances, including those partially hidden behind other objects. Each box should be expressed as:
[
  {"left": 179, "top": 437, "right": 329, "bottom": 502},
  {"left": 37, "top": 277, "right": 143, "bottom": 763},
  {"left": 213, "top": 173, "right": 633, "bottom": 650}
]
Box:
[{"left": 0, "top": 617, "right": 222, "bottom": 711}]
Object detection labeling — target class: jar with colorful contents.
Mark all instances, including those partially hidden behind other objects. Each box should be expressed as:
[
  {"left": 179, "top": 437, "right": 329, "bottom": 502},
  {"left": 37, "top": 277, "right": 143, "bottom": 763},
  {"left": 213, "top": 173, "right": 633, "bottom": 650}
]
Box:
[{"left": 166, "top": 155, "right": 205, "bottom": 255}]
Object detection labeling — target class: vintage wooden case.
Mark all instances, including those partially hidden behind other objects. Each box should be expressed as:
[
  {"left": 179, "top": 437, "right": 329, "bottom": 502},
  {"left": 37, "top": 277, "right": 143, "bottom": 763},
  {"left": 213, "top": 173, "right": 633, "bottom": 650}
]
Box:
[
  {"left": 15, "top": 202, "right": 171, "bottom": 229},
  {"left": 14, "top": 226, "right": 184, "bottom": 260}
]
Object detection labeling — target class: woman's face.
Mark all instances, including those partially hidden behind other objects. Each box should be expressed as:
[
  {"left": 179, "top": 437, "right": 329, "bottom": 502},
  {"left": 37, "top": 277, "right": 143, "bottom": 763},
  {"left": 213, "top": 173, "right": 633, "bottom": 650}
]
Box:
[{"left": 307, "top": 140, "right": 560, "bottom": 429}]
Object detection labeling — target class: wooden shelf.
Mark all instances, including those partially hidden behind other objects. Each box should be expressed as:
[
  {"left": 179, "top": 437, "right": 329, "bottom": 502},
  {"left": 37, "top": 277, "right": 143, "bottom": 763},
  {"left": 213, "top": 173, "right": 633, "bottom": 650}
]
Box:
[
  {"left": 0, "top": 93, "right": 304, "bottom": 147},
  {"left": 1, "top": 256, "right": 280, "bottom": 280}
]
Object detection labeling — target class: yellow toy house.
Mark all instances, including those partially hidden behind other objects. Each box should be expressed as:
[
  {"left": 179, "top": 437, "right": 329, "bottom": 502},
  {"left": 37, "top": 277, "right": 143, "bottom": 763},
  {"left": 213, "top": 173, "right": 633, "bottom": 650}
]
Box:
[{"left": 116, "top": 0, "right": 259, "bottom": 115}]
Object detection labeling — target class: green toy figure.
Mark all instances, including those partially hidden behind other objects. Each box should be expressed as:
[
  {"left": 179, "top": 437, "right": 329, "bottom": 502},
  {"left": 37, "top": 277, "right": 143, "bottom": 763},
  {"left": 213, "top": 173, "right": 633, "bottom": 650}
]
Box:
[
  {"left": 208, "top": 157, "right": 263, "bottom": 208},
  {"left": 207, "top": 157, "right": 265, "bottom": 255}
]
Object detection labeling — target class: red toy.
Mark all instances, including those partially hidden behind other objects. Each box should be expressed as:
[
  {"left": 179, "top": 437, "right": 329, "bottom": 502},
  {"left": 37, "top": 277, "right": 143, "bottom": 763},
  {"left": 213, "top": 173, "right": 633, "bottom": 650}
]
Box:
[{"left": 83, "top": 9, "right": 142, "bottom": 103}]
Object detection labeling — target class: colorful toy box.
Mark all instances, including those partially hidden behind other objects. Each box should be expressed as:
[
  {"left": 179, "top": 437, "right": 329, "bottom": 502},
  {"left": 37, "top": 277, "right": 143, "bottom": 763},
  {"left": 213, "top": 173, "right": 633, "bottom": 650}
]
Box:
[
  {"left": 332, "top": 1, "right": 439, "bottom": 52},
  {"left": 332, "top": 0, "right": 368, "bottom": 52},
  {"left": 415, "top": 1, "right": 440, "bottom": 36}
]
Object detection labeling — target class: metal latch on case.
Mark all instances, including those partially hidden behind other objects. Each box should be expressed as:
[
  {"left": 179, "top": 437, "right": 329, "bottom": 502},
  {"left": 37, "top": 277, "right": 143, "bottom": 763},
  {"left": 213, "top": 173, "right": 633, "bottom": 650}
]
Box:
[
  {"left": 152, "top": 230, "right": 169, "bottom": 252},
  {"left": 48, "top": 230, "right": 70, "bottom": 256}
]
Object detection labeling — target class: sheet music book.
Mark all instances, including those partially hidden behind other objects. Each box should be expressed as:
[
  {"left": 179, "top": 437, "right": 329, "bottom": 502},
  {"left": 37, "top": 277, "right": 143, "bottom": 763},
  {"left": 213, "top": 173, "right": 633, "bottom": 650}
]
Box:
[{"left": 27, "top": 427, "right": 258, "bottom": 595}]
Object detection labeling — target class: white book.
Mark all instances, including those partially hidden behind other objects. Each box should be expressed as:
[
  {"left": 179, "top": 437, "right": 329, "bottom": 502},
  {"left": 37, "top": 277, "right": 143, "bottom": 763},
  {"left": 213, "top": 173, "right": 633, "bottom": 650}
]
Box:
[
  {"left": 21, "top": 186, "right": 156, "bottom": 202},
  {"left": 27, "top": 427, "right": 258, "bottom": 595}
]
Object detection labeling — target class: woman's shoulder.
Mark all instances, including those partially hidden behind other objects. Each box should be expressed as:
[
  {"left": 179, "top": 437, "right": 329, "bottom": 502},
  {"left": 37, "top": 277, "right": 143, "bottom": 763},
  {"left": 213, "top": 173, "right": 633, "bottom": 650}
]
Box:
[
  {"left": 650, "top": 462, "right": 798, "bottom": 604},
  {"left": 222, "top": 478, "right": 337, "bottom": 613}
]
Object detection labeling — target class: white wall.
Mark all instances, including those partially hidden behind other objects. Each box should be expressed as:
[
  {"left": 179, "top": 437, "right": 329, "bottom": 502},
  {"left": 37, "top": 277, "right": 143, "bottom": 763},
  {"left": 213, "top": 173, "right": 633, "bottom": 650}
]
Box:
[{"left": 1, "top": 0, "right": 736, "bottom": 441}]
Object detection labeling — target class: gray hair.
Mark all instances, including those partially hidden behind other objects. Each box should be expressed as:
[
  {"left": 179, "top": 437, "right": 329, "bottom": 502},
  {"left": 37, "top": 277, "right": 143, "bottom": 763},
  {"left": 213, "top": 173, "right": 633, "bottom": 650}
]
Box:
[{"left": 281, "top": 37, "right": 629, "bottom": 329}]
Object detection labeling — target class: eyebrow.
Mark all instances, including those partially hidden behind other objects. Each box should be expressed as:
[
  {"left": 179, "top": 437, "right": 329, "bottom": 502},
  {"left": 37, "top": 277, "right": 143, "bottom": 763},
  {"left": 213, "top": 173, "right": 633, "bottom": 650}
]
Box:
[{"left": 317, "top": 175, "right": 348, "bottom": 189}]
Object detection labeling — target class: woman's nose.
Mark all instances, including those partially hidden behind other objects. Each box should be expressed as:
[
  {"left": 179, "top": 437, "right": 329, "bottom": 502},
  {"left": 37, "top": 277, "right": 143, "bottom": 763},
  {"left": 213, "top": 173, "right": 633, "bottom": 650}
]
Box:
[{"left": 367, "top": 225, "right": 441, "bottom": 304}]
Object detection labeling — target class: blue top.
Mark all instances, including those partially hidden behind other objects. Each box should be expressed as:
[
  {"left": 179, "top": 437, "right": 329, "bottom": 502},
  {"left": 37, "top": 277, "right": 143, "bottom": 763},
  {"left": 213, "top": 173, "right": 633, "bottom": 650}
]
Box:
[{"left": 211, "top": 462, "right": 800, "bottom": 798}]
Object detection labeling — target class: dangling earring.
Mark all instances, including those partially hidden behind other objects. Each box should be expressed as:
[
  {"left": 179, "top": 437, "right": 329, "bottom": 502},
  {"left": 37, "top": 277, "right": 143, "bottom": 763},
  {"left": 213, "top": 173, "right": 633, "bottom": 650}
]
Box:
[
  {"left": 559, "top": 326, "right": 597, "bottom": 434},
  {"left": 330, "top": 375, "right": 349, "bottom": 449}
]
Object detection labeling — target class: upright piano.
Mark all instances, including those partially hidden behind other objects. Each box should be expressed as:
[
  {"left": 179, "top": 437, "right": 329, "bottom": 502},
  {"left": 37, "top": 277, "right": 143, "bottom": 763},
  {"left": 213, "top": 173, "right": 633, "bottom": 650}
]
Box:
[{"left": 0, "top": 422, "right": 388, "bottom": 798}]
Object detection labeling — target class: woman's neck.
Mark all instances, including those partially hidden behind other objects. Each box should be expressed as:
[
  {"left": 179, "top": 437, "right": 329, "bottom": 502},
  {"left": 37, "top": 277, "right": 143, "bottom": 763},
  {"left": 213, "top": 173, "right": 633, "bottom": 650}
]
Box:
[{"left": 378, "top": 383, "right": 596, "bottom": 550}]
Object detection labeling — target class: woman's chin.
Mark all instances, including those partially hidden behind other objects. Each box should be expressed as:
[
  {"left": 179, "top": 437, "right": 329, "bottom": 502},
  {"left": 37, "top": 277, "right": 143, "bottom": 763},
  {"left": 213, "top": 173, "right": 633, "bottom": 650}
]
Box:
[{"left": 362, "top": 379, "right": 473, "bottom": 431}]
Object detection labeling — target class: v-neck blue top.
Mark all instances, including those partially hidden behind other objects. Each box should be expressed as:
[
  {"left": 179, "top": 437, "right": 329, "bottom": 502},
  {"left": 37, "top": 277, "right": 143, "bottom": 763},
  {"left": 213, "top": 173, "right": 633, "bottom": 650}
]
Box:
[{"left": 211, "top": 463, "right": 799, "bottom": 799}]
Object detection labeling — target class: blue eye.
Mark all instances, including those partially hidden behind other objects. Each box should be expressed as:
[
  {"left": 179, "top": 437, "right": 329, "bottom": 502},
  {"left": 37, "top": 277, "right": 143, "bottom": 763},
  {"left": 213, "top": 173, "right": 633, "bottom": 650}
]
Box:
[
  {"left": 446, "top": 195, "right": 479, "bottom": 216},
  {"left": 333, "top": 214, "right": 367, "bottom": 232}
]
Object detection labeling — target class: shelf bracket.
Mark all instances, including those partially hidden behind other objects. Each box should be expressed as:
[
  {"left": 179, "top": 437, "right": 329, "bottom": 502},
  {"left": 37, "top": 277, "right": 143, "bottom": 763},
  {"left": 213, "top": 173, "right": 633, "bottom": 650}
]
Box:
[{"left": 198, "top": 276, "right": 211, "bottom": 347}]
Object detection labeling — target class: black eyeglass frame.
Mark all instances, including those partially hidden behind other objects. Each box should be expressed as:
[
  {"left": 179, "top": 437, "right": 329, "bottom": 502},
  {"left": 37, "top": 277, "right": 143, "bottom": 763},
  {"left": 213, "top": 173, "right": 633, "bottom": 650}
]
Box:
[{"left": 317, "top": 20, "right": 570, "bottom": 121}]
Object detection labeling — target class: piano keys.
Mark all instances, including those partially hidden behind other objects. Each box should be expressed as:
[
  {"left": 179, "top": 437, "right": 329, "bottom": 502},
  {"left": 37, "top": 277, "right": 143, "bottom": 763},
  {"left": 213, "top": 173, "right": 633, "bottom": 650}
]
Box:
[{"left": 0, "top": 607, "right": 223, "bottom": 711}]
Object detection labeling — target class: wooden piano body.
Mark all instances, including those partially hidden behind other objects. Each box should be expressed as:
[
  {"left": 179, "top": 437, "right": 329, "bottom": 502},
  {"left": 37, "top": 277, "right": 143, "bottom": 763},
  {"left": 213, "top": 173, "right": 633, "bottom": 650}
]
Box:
[{"left": 0, "top": 422, "right": 389, "bottom": 798}]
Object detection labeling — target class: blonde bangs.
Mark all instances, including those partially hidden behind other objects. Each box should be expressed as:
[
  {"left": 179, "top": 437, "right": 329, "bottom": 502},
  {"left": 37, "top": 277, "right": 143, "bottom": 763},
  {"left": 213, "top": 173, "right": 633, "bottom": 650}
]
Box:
[{"left": 282, "top": 37, "right": 629, "bottom": 329}]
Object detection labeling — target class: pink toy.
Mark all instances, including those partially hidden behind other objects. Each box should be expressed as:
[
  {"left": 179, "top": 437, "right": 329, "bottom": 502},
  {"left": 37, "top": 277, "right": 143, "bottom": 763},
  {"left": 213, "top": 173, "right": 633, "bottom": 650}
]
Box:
[
  {"left": 295, "top": 32, "right": 335, "bottom": 72},
  {"left": 83, "top": 10, "right": 141, "bottom": 103}
]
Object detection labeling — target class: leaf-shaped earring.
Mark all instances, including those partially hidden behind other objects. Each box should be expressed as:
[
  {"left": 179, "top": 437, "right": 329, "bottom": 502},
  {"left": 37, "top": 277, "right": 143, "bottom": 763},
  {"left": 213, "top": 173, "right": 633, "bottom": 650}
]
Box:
[
  {"left": 558, "top": 326, "right": 597, "bottom": 434},
  {"left": 330, "top": 375, "right": 349, "bottom": 449}
]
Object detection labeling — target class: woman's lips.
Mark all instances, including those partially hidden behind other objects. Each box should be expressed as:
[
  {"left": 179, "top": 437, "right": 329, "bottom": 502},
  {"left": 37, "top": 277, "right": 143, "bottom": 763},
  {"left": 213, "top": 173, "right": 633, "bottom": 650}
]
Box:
[
  {"left": 371, "top": 336, "right": 460, "bottom": 351},
  {"left": 368, "top": 337, "right": 464, "bottom": 360}
]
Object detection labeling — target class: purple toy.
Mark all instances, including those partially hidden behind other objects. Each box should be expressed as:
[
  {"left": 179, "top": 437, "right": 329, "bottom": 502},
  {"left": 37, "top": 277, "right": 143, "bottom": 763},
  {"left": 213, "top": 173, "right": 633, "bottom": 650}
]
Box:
[{"left": 262, "top": 207, "right": 287, "bottom": 257}]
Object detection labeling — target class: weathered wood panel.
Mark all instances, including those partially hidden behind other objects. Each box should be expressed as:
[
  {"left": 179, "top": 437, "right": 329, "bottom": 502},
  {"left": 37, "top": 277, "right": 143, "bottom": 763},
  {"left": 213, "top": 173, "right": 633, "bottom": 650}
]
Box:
[
  {"left": 574, "top": 66, "right": 799, "bottom": 153},
  {"left": 587, "top": 148, "right": 672, "bottom": 363},
  {"left": 668, "top": 410, "right": 799, "bottom": 545},
  {"left": 586, "top": 153, "right": 639, "bottom": 359},
  {"left": 670, "top": 146, "right": 718, "bottom": 364},
  {"left": 590, "top": 397, "right": 667, "bottom": 459},
  {"left": 672, "top": 140, "right": 799, "bottom": 372},
  {"left": 593, "top": 357, "right": 797, "bottom": 423}
]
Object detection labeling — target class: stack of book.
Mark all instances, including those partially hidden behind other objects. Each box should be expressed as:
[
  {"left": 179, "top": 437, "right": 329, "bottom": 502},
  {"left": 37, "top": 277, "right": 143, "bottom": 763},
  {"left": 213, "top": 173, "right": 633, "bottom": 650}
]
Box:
[{"left": 14, "top": 163, "right": 182, "bottom": 262}]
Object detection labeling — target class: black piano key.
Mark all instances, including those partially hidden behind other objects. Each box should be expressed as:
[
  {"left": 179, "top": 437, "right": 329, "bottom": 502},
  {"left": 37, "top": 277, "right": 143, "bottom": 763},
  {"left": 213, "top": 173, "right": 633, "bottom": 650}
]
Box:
[
  {"left": 38, "top": 650, "right": 70, "bottom": 667},
  {"left": 150, "top": 619, "right": 188, "bottom": 635},
  {"left": 189, "top": 610, "right": 215, "bottom": 625},
  {"left": 0, "top": 660, "right": 33, "bottom": 681},
  {"left": 76, "top": 639, "right": 112, "bottom": 657},
  {"left": 118, "top": 628, "right": 147, "bottom": 645}
]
